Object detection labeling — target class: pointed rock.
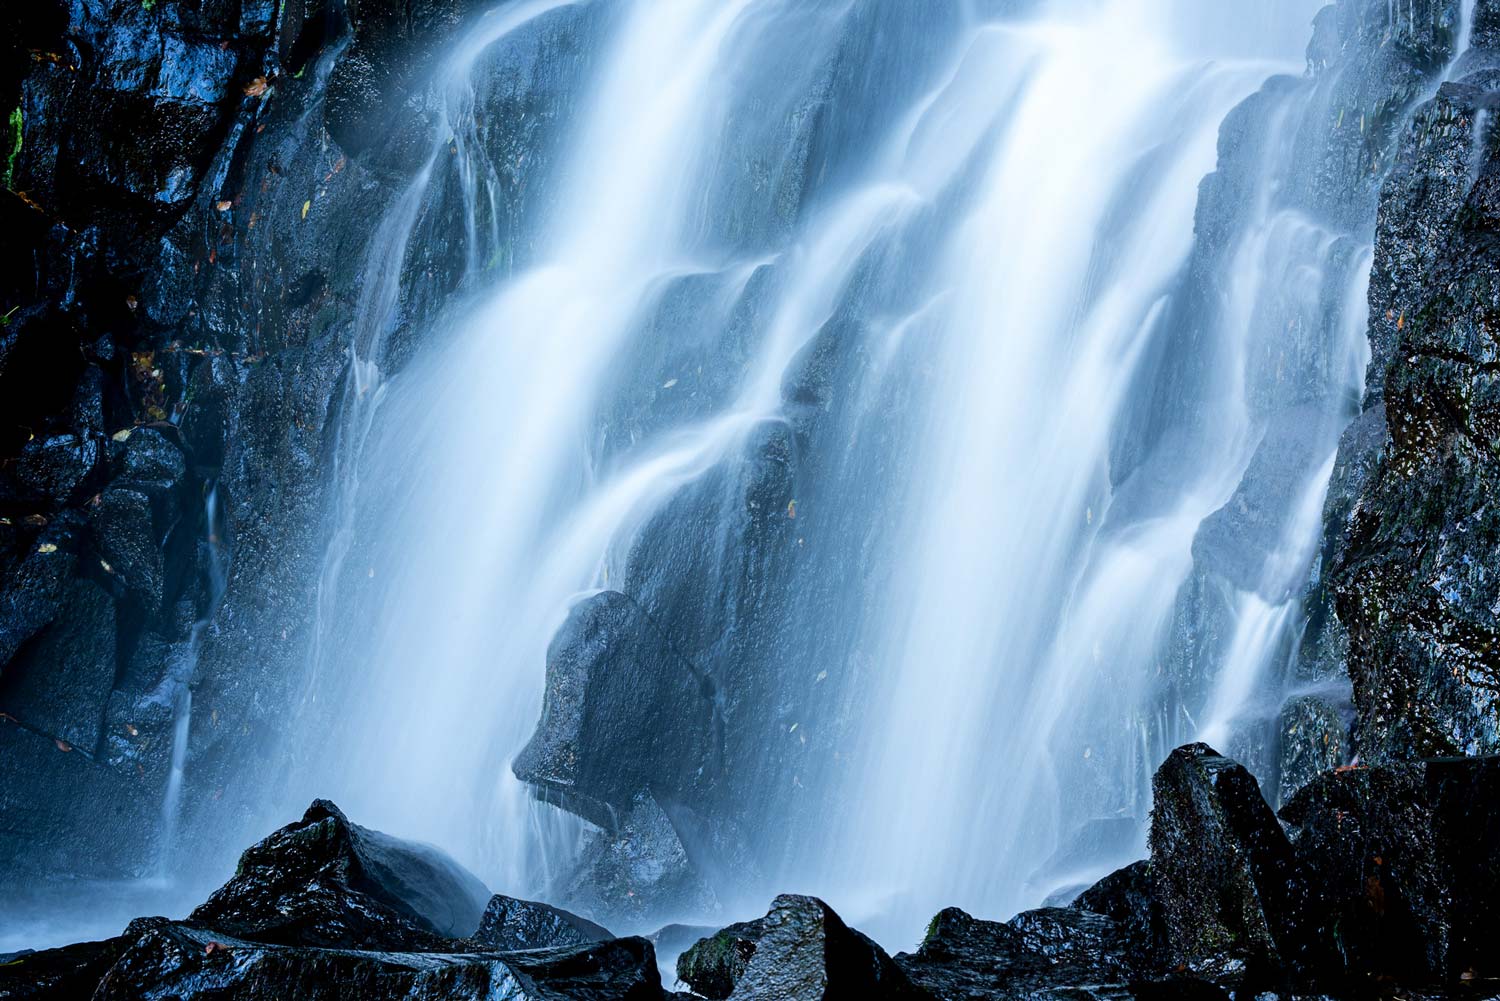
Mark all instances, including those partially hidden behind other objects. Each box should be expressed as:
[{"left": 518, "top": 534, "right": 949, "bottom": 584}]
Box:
[
  {"left": 465, "top": 893, "right": 612, "bottom": 952},
  {"left": 189, "top": 799, "right": 490, "bottom": 950}
]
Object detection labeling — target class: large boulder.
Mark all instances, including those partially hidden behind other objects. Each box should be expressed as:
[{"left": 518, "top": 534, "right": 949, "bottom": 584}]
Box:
[
  {"left": 1147, "top": 744, "right": 1315, "bottom": 976},
  {"left": 1279, "top": 755, "right": 1500, "bottom": 985},
  {"left": 189, "top": 799, "right": 490, "bottom": 950},
  {"left": 514, "top": 591, "right": 717, "bottom": 831},
  {"left": 466, "top": 893, "right": 612, "bottom": 952},
  {"left": 680, "top": 895, "right": 918, "bottom": 1001}
]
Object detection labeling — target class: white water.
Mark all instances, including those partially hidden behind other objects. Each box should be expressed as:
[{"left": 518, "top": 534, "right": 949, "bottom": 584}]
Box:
[{"left": 272, "top": 0, "right": 1408, "bottom": 946}]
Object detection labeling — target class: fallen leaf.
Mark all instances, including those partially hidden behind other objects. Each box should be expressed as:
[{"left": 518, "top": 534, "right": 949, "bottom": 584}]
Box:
[
  {"left": 815, "top": 670, "right": 827, "bottom": 683},
  {"left": 125, "top": 723, "right": 139, "bottom": 737},
  {"left": 216, "top": 200, "right": 233, "bottom": 212},
  {"left": 301, "top": 200, "right": 310, "bottom": 220},
  {"left": 243, "top": 77, "right": 268, "bottom": 97},
  {"left": 662, "top": 378, "right": 678, "bottom": 389},
  {"left": 787, "top": 499, "right": 797, "bottom": 519},
  {"left": 204, "top": 941, "right": 227, "bottom": 955},
  {"left": 54, "top": 738, "right": 72, "bottom": 752},
  {"left": 37, "top": 542, "right": 58, "bottom": 554},
  {"left": 112, "top": 428, "right": 133, "bottom": 442}
]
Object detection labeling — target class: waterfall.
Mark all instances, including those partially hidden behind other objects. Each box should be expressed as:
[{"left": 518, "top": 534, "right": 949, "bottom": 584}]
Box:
[{"left": 283, "top": 0, "right": 1382, "bottom": 943}]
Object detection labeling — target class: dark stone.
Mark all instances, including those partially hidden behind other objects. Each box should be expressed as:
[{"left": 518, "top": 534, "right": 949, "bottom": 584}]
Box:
[
  {"left": 83, "top": 921, "right": 663, "bottom": 1001},
  {"left": 0, "top": 578, "right": 116, "bottom": 751},
  {"left": 0, "top": 933, "right": 132, "bottom": 1000},
  {"left": 94, "top": 487, "right": 164, "bottom": 607},
  {"left": 0, "top": 544, "right": 75, "bottom": 667},
  {"left": 466, "top": 893, "right": 612, "bottom": 952},
  {"left": 189, "top": 799, "right": 490, "bottom": 950},
  {"left": 897, "top": 903, "right": 1152, "bottom": 1000},
  {"left": 1148, "top": 744, "right": 1314, "bottom": 976},
  {"left": 556, "top": 791, "right": 717, "bottom": 929},
  {"left": 7, "top": 434, "right": 100, "bottom": 506},
  {"left": 515, "top": 590, "right": 717, "bottom": 831},
  {"left": 1279, "top": 755, "right": 1500, "bottom": 983},
  {"left": 700, "top": 894, "right": 918, "bottom": 1001},
  {"left": 1073, "top": 860, "right": 1168, "bottom": 974},
  {"left": 676, "top": 917, "right": 768, "bottom": 1000},
  {"left": 1275, "top": 695, "right": 1350, "bottom": 803}
]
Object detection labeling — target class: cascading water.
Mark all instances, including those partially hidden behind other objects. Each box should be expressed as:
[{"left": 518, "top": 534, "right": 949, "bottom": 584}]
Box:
[{"left": 272, "top": 0, "right": 1449, "bottom": 948}]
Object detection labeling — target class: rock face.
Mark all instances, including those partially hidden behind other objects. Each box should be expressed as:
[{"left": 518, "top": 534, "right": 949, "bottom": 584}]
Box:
[
  {"left": 1324, "top": 59, "right": 1500, "bottom": 761},
  {"left": 189, "top": 799, "right": 491, "bottom": 950}
]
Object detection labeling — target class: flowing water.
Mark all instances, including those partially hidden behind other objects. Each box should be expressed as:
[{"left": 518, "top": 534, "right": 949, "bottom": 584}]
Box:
[{"left": 268, "top": 0, "right": 1447, "bottom": 947}]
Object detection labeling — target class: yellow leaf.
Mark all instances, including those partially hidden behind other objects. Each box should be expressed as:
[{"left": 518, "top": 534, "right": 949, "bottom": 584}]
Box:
[
  {"left": 112, "top": 428, "right": 132, "bottom": 442},
  {"left": 301, "top": 200, "right": 311, "bottom": 220},
  {"left": 37, "top": 543, "right": 58, "bottom": 554},
  {"left": 787, "top": 499, "right": 797, "bottom": 519}
]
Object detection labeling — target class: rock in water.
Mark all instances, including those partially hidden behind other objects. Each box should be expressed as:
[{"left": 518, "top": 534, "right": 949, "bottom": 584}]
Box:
[
  {"left": 1147, "top": 743, "right": 1315, "bottom": 976},
  {"left": 513, "top": 590, "right": 715, "bottom": 830},
  {"left": 680, "top": 895, "right": 918, "bottom": 1000},
  {"left": 189, "top": 799, "right": 491, "bottom": 950},
  {"left": 466, "top": 894, "right": 613, "bottom": 952}
]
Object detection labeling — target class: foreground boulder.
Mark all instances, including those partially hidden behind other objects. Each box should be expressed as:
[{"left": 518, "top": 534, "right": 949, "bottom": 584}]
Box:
[
  {"left": 1280, "top": 755, "right": 1500, "bottom": 985},
  {"left": 1, "top": 920, "right": 663, "bottom": 1001},
  {"left": 466, "top": 893, "right": 613, "bottom": 952},
  {"left": 0, "top": 802, "right": 663, "bottom": 1000},
  {"left": 1148, "top": 743, "right": 1315, "bottom": 976},
  {"left": 189, "top": 799, "right": 491, "bottom": 950},
  {"left": 678, "top": 894, "right": 919, "bottom": 1000}
]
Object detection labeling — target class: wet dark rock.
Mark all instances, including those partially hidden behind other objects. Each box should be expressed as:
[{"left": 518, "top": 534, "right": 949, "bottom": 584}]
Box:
[
  {"left": 896, "top": 904, "right": 1140, "bottom": 1001},
  {"left": 557, "top": 791, "right": 718, "bottom": 928},
  {"left": 189, "top": 799, "right": 490, "bottom": 950},
  {"left": 0, "top": 932, "right": 132, "bottom": 1000},
  {"left": 1275, "top": 695, "right": 1350, "bottom": 803},
  {"left": 7, "top": 433, "right": 100, "bottom": 506},
  {"left": 88, "top": 921, "right": 663, "bottom": 1001},
  {"left": 0, "top": 577, "right": 116, "bottom": 752},
  {"left": 94, "top": 487, "right": 164, "bottom": 606},
  {"left": 1279, "top": 755, "right": 1500, "bottom": 984},
  {"left": 691, "top": 894, "right": 918, "bottom": 1001},
  {"left": 515, "top": 590, "right": 716, "bottom": 830},
  {"left": 1072, "top": 860, "right": 1168, "bottom": 974},
  {"left": 1324, "top": 66, "right": 1500, "bottom": 762},
  {"left": 466, "top": 893, "right": 612, "bottom": 952},
  {"left": 1148, "top": 743, "right": 1314, "bottom": 976},
  {"left": 676, "top": 916, "right": 768, "bottom": 999},
  {"left": 0, "top": 544, "right": 75, "bottom": 667}
]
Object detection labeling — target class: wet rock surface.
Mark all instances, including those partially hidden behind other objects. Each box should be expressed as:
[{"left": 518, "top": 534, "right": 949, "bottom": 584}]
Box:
[
  {"left": 4, "top": 752, "right": 1498, "bottom": 998},
  {"left": 466, "top": 893, "right": 613, "bottom": 952},
  {"left": 0, "top": 802, "right": 660, "bottom": 1000},
  {"left": 188, "top": 799, "right": 490, "bottom": 950}
]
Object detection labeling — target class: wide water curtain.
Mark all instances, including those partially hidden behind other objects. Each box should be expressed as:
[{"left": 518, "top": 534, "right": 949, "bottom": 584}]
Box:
[{"left": 291, "top": 0, "right": 1362, "bottom": 941}]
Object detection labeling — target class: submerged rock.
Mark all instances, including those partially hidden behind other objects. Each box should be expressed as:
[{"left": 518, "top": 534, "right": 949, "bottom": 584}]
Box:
[
  {"left": 466, "top": 893, "right": 612, "bottom": 952},
  {"left": 189, "top": 799, "right": 491, "bottom": 950}
]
